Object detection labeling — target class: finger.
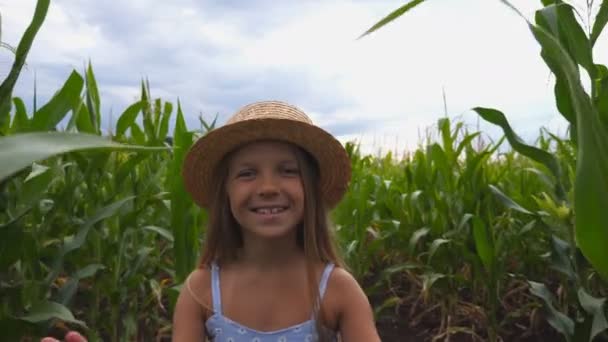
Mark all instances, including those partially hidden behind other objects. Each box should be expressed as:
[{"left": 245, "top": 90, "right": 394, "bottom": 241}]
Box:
[
  {"left": 40, "top": 338, "right": 60, "bottom": 342},
  {"left": 66, "top": 331, "right": 87, "bottom": 342}
]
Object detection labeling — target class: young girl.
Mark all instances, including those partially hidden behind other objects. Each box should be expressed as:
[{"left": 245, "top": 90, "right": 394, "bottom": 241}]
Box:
[
  {"left": 174, "top": 101, "right": 380, "bottom": 342},
  {"left": 42, "top": 101, "right": 380, "bottom": 342}
]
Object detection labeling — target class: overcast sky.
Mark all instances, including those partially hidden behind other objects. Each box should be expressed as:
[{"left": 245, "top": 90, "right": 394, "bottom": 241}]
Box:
[{"left": 2, "top": 0, "right": 607, "bottom": 155}]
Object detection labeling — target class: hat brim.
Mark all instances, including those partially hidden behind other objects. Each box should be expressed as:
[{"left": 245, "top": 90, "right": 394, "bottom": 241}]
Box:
[{"left": 182, "top": 118, "right": 351, "bottom": 209}]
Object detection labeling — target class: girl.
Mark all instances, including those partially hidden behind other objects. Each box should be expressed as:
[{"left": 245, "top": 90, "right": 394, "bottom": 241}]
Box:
[
  {"left": 175, "top": 101, "right": 380, "bottom": 342},
  {"left": 42, "top": 101, "right": 380, "bottom": 342}
]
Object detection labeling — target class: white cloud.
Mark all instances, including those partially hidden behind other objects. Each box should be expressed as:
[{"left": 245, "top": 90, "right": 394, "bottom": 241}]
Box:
[{"left": 2, "top": 0, "right": 605, "bottom": 154}]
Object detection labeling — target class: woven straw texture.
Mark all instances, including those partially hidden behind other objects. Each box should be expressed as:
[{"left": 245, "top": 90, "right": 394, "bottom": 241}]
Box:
[{"left": 182, "top": 101, "right": 351, "bottom": 209}]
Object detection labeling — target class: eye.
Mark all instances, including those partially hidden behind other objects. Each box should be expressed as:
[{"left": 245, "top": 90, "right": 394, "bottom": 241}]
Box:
[
  {"left": 281, "top": 166, "right": 300, "bottom": 176},
  {"left": 236, "top": 169, "right": 255, "bottom": 178}
]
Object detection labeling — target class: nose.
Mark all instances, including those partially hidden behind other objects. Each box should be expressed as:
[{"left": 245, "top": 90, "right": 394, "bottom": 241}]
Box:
[{"left": 256, "top": 172, "right": 279, "bottom": 198}]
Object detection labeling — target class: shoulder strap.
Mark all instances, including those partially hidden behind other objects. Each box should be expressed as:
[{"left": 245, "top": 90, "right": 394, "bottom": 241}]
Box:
[
  {"left": 210, "top": 262, "right": 223, "bottom": 314},
  {"left": 318, "top": 263, "right": 335, "bottom": 299},
  {"left": 185, "top": 270, "right": 214, "bottom": 315},
  {"left": 185, "top": 272, "right": 205, "bottom": 307}
]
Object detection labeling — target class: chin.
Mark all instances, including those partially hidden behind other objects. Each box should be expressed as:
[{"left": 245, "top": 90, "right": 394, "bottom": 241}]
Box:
[{"left": 243, "top": 223, "right": 299, "bottom": 240}]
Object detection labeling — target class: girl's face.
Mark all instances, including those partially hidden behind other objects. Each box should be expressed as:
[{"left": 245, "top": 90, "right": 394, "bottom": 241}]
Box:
[{"left": 226, "top": 141, "right": 305, "bottom": 241}]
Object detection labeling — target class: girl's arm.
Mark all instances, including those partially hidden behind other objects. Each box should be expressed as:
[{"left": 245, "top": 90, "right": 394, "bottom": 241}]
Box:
[
  {"left": 172, "top": 269, "right": 211, "bottom": 342},
  {"left": 330, "top": 268, "right": 381, "bottom": 342}
]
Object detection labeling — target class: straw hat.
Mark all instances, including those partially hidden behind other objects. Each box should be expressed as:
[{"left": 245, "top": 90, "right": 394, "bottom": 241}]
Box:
[{"left": 182, "top": 100, "right": 351, "bottom": 209}]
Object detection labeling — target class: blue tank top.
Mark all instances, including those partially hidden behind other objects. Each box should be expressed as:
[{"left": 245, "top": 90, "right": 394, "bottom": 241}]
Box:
[{"left": 204, "top": 262, "right": 337, "bottom": 342}]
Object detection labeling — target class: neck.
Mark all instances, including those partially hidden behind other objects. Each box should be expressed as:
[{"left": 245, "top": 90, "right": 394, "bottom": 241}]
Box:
[{"left": 238, "top": 231, "right": 304, "bottom": 269}]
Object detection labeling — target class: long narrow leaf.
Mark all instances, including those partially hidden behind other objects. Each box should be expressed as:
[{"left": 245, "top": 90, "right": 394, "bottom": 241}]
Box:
[
  {"left": 170, "top": 101, "right": 196, "bottom": 282},
  {"left": 9, "top": 97, "right": 29, "bottom": 133},
  {"left": 529, "top": 281, "right": 575, "bottom": 341},
  {"left": 0, "top": 132, "right": 165, "bottom": 181},
  {"left": 85, "top": 61, "right": 101, "bottom": 134},
  {"left": 536, "top": 4, "right": 594, "bottom": 78},
  {"left": 30, "top": 71, "right": 84, "bottom": 131},
  {"left": 473, "top": 107, "right": 565, "bottom": 199},
  {"left": 472, "top": 216, "right": 495, "bottom": 272},
  {"left": 359, "top": 0, "right": 427, "bottom": 39},
  {"left": 591, "top": 0, "right": 608, "bottom": 46},
  {"left": 0, "top": 0, "right": 50, "bottom": 132},
  {"left": 19, "top": 301, "right": 86, "bottom": 327},
  {"left": 489, "top": 184, "right": 534, "bottom": 215},
  {"left": 115, "top": 101, "right": 143, "bottom": 139}
]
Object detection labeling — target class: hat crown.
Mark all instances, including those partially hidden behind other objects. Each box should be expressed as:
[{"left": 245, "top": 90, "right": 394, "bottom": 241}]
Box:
[{"left": 227, "top": 101, "right": 313, "bottom": 125}]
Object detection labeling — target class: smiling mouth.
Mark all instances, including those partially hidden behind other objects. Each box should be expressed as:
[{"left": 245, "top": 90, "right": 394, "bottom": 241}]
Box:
[{"left": 250, "top": 206, "right": 288, "bottom": 215}]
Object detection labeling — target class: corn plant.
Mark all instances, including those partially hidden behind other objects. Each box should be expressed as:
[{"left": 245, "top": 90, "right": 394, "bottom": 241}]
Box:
[{"left": 360, "top": 0, "right": 608, "bottom": 340}]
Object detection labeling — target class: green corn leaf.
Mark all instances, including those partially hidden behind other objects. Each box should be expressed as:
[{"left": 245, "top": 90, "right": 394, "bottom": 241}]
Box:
[
  {"left": 130, "top": 123, "right": 146, "bottom": 145},
  {"left": 57, "top": 264, "right": 105, "bottom": 306},
  {"left": 373, "top": 296, "right": 401, "bottom": 317},
  {"left": 598, "top": 71, "right": 608, "bottom": 123},
  {"left": 142, "top": 99, "right": 155, "bottom": 143},
  {"left": 577, "top": 289, "right": 608, "bottom": 340},
  {"left": 421, "top": 272, "right": 446, "bottom": 296},
  {"left": 73, "top": 263, "right": 105, "bottom": 279},
  {"left": 536, "top": 4, "right": 594, "bottom": 78},
  {"left": 9, "top": 97, "right": 29, "bottom": 133},
  {"left": 170, "top": 100, "right": 196, "bottom": 282},
  {"left": 472, "top": 216, "right": 494, "bottom": 272},
  {"left": 549, "top": 235, "right": 576, "bottom": 280},
  {"left": 143, "top": 225, "right": 174, "bottom": 242},
  {"left": 359, "top": 0, "right": 428, "bottom": 39},
  {"left": 454, "top": 132, "right": 480, "bottom": 160},
  {"left": 554, "top": 68, "right": 577, "bottom": 127},
  {"left": 85, "top": 61, "right": 100, "bottom": 134},
  {"left": 523, "top": 167, "right": 555, "bottom": 189},
  {"left": 75, "top": 102, "right": 95, "bottom": 134},
  {"left": 20, "top": 163, "right": 53, "bottom": 206},
  {"left": 457, "top": 213, "right": 474, "bottom": 231},
  {"left": 66, "top": 99, "right": 95, "bottom": 134},
  {"left": 154, "top": 98, "right": 162, "bottom": 131},
  {"left": 428, "top": 238, "right": 450, "bottom": 261},
  {"left": 529, "top": 281, "right": 574, "bottom": 341},
  {"left": 438, "top": 118, "right": 454, "bottom": 161},
  {"left": 0, "top": 0, "right": 50, "bottom": 132},
  {"left": 158, "top": 101, "right": 173, "bottom": 143},
  {"left": 591, "top": 0, "right": 608, "bottom": 47},
  {"left": 115, "top": 101, "right": 143, "bottom": 139},
  {"left": 19, "top": 300, "right": 86, "bottom": 327},
  {"left": 488, "top": 184, "right": 534, "bottom": 215},
  {"left": 503, "top": 0, "right": 608, "bottom": 280},
  {"left": 429, "top": 143, "right": 449, "bottom": 175},
  {"left": 381, "top": 263, "right": 420, "bottom": 278},
  {"left": 30, "top": 71, "right": 84, "bottom": 131},
  {"left": 408, "top": 226, "right": 430, "bottom": 252},
  {"left": 0, "top": 132, "right": 165, "bottom": 181},
  {"left": 473, "top": 107, "right": 565, "bottom": 199}
]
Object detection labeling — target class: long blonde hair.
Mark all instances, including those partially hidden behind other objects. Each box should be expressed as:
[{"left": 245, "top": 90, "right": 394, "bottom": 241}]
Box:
[{"left": 199, "top": 141, "right": 344, "bottom": 340}]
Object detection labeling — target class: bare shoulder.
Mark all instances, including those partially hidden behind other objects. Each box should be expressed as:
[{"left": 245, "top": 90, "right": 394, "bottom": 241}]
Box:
[
  {"left": 187, "top": 266, "right": 213, "bottom": 313},
  {"left": 325, "top": 267, "right": 381, "bottom": 342},
  {"left": 325, "top": 267, "right": 367, "bottom": 311},
  {"left": 328, "top": 267, "right": 360, "bottom": 291},
  {"left": 172, "top": 267, "right": 213, "bottom": 341}
]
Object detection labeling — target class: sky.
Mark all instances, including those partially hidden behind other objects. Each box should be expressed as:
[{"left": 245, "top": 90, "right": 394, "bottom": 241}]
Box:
[{"left": 2, "top": 0, "right": 607, "bottom": 156}]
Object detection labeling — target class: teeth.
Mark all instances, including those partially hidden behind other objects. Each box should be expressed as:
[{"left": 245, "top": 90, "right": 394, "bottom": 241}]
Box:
[{"left": 255, "top": 207, "right": 285, "bottom": 214}]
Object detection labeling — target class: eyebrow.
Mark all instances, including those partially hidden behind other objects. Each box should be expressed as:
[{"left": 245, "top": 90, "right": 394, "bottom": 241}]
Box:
[{"left": 231, "top": 159, "right": 298, "bottom": 168}]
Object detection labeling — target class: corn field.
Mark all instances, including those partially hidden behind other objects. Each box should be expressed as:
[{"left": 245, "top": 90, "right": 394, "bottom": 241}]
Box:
[{"left": 1, "top": 0, "right": 607, "bottom": 341}]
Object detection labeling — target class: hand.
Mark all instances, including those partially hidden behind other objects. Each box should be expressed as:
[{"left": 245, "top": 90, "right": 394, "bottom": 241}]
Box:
[{"left": 41, "top": 331, "right": 87, "bottom": 342}]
